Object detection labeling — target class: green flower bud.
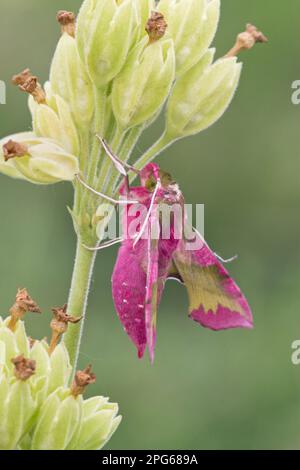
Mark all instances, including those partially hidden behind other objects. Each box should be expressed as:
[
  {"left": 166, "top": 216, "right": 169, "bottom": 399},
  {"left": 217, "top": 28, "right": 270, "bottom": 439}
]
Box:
[
  {"left": 47, "top": 343, "right": 72, "bottom": 394},
  {"left": 10, "top": 320, "right": 30, "bottom": 359},
  {"left": 30, "top": 94, "right": 79, "bottom": 156},
  {"left": 50, "top": 33, "right": 94, "bottom": 126},
  {"left": 68, "top": 396, "right": 121, "bottom": 450},
  {"left": 0, "top": 309, "right": 121, "bottom": 450},
  {"left": 134, "top": 0, "right": 155, "bottom": 40},
  {"left": 0, "top": 327, "right": 19, "bottom": 373},
  {"left": 0, "top": 132, "right": 79, "bottom": 184},
  {"left": 29, "top": 340, "right": 71, "bottom": 395},
  {"left": 31, "top": 388, "right": 82, "bottom": 450},
  {"left": 77, "top": 0, "right": 138, "bottom": 88},
  {"left": 158, "top": 0, "right": 220, "bottom": 77},
  {"left": 166, "top": 52, "right": 242, "bottom": 139},
  {"left": 112, "top": 38, "right": 175, "bottom": 130},
  {"left": 0, "top": 374, "right": 36, "bottom": 450}
]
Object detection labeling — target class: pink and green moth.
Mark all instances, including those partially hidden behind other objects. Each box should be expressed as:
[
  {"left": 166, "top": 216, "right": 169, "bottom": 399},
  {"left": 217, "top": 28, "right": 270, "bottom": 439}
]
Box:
[{"left": 81, "top": 139, "right": 253, "bottom": 363}]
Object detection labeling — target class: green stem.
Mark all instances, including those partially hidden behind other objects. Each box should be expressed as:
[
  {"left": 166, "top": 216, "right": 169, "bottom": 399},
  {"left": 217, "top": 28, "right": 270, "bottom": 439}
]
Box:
[
  {"left": 64, "top": 238, "right": 97, "bottom": 369},
  {"left": 134, "top": 131, "right": 173, "bottom": 172}
]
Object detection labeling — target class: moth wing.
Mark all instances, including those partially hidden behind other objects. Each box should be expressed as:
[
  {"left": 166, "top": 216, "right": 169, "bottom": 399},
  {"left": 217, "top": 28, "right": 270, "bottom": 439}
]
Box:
[
  {"left": 145, "top": 208, "right": 160, "bottom": 363},
  {"left": 173, "top": 236, "right": 253, "bottom": 330},
  {"left": 112, "top": 238, "right": 148, "bottom": 358}
]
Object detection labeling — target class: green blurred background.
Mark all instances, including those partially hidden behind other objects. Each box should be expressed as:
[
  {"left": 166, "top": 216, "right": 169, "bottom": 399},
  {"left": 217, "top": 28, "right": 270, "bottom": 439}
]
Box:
[{"left": 1, "top": 0, "right": 300, "bottom": 450}]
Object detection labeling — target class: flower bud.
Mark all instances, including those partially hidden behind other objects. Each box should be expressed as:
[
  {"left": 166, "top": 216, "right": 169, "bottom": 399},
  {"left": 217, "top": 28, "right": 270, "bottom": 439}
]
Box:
[
  {"left": 30, "top": 94, "right": 79, "bottom": 156},
  {"left": 48, "top": 344, "right": 72, "bottom": 393},
  {"left": 0, "top": 327, "right": 20, "bottom": 373},
  {"left": 0, "top": 309, "right": 120, "bottom": 450},
  {"left": 0, "top": 133, "right": 79, "bottom": 184},
  {"left": 30, "top": 387, "right": 82, "bottom": 450},
  {"left": 0, "top": 376, "right": 36, "bottom": 450},
  {"left": 112, "top": 38, "right": 175, "bottom": 130},
  {"left": 29, "top": 339, "right": 71, "bottom": 396},
  {"left": 0, "top": 355, "right": 36, "bottom": 450},
  {"left": 76, "top": 0, "right": 138, "bottom": 87},
  {"left": 50, "top": 33, "right": 94, "bottom": 126},
  {"left": 158, "top": 0, "right": 220, "bottom": 77},
  {"left": 69, "top": 397, "right": 122, "bottom": 450},
  {"left": 166, "top": 51, "right": 242, "bottom": 139},
  {"left": 135, "top": 0, "right": 155, "bottom": 39}
]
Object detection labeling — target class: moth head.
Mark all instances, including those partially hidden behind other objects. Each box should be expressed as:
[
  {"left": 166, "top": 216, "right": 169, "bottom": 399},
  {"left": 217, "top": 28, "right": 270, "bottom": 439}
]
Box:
[{"left": 140, "top": 163, "right": 176, "bottom": 192}]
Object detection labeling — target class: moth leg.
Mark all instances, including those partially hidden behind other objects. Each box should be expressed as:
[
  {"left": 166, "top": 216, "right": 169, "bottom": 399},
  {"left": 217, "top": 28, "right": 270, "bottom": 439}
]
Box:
[
  {"left": 97, "top": 135, "right": 140, "bottom": 195},
  {"left": 97, "top": 135, "right": 140, "bottom": 196},
  {"left": 83, "top": 237, "right": 123, "bottom": 252},
  {"left": 75, "top": 174, "right": 138, "bottom": 205},
  {"left": 97, "top": 135, "right": 139, "bottom": 176},
  {"left": 193, "top": 227, "right": 238, "bottom": 264},
  {"left": 214, "top": 253, "right": 238, "bottom": 264},
  {"left": 133, "top": 179, "right": 161, "bottom": 248}
]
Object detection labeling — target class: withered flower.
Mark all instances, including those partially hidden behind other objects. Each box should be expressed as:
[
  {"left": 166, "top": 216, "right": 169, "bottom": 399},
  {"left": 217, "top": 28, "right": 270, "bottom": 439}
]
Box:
[
  {"left": 11, "top": 68, "right": 32, "bottom": 86},
  {"left": 49, "top": 304, "right": 81, "bottom": 354},
  {"left": 8, "top": 288, "right": 41, "bottom": 331},
  {"left": 71, "top": 365, "right": 96, "bottom": 398},
  {"left": 12, "top": 355, "right": 36, "bottom": 381},
  {"left": 56, "top": 10, "right": 76, "bottom": 37},
  {"left": 12, "top": 69, "right": 46, "bottom": 104},
  {"left": 146, "top": 11, "right": 168, "bottom": 43},
  {"left": 2, "top": 140, "right": 28, "bottom": 162},
  {"left": 226, "top": 23, "right": 268, "bottom": 58}
]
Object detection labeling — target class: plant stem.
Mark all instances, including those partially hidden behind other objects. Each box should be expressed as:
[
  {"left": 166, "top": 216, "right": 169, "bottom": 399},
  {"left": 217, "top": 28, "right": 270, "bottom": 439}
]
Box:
[
  {"left": 134, "top": 131, "right": 173, "bottom": 174},
  {"left": 63, "top": 238, "right": 97, "bottom": 369}
]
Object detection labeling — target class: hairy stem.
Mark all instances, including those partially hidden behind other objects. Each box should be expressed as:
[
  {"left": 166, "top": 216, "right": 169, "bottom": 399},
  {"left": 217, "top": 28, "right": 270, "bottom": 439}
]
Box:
[{"left": 64, "top": 237, "right": 97, "bottom": 370}]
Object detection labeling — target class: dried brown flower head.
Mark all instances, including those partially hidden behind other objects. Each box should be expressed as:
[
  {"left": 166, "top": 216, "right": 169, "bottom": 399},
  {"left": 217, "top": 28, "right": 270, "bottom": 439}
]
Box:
[
  {"left": 2, "top": 140, "right": 28, "bottom": 162},
  {"left": 226, "top": 23, "right": 268, "bottom": 58},
  {"left": 56, "top": 10, "right": 76, "bottom": 37},
  {"left": 11, "top": 68, "right": 32, "bottom": 86},
  {"left": 146, "top": 11, "right": 168, "bottom": 43},
  {"left": 8, "top": 288, "right": 41, "bottom": 331},
  {"left": 12, "top": 69, "right": 46, "bottom": 104},
  {"left": 12, "top": 355, "right": 36, "bottom": 381},
  {"left": 49, "top": 304, "right": 82, "bottom": 354},
  {"left": 71, "top": 365, "right": 96, "bottom": 397}
]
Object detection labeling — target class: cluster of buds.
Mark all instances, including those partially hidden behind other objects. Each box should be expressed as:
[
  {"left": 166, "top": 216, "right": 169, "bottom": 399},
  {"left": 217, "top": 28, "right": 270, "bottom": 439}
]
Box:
[
  {"left": 0, "top": 1, "right": 267, "bottom": 193},
  {"left": 0, "top": 289, "right": 121, "bottom": 450}
]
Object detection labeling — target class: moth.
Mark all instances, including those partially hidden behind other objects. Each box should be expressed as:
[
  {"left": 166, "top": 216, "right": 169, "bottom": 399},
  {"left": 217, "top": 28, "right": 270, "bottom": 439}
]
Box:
[{"left": 79, "top": 138, "right": 253, "bottom": 363}]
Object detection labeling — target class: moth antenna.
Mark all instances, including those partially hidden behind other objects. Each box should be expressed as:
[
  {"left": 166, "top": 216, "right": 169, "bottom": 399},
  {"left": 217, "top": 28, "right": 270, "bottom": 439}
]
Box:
[
  {"left": 96, "top": 135, "right": 140, "bottom": 176},
  {"left": 75, "top": 174, "right": 138, "bottom": 205},
  {"left": 133, "top": 179, "right": 161, "bottom": 248},
  {"left": 83, "top": 237, "right": 123, "bottom": 252},
  {"left": 215, "top": 253, "right": 238, "bottom": 264},
  {"left": 193, "top": 226, "right": 238, "bottom": 264}
]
